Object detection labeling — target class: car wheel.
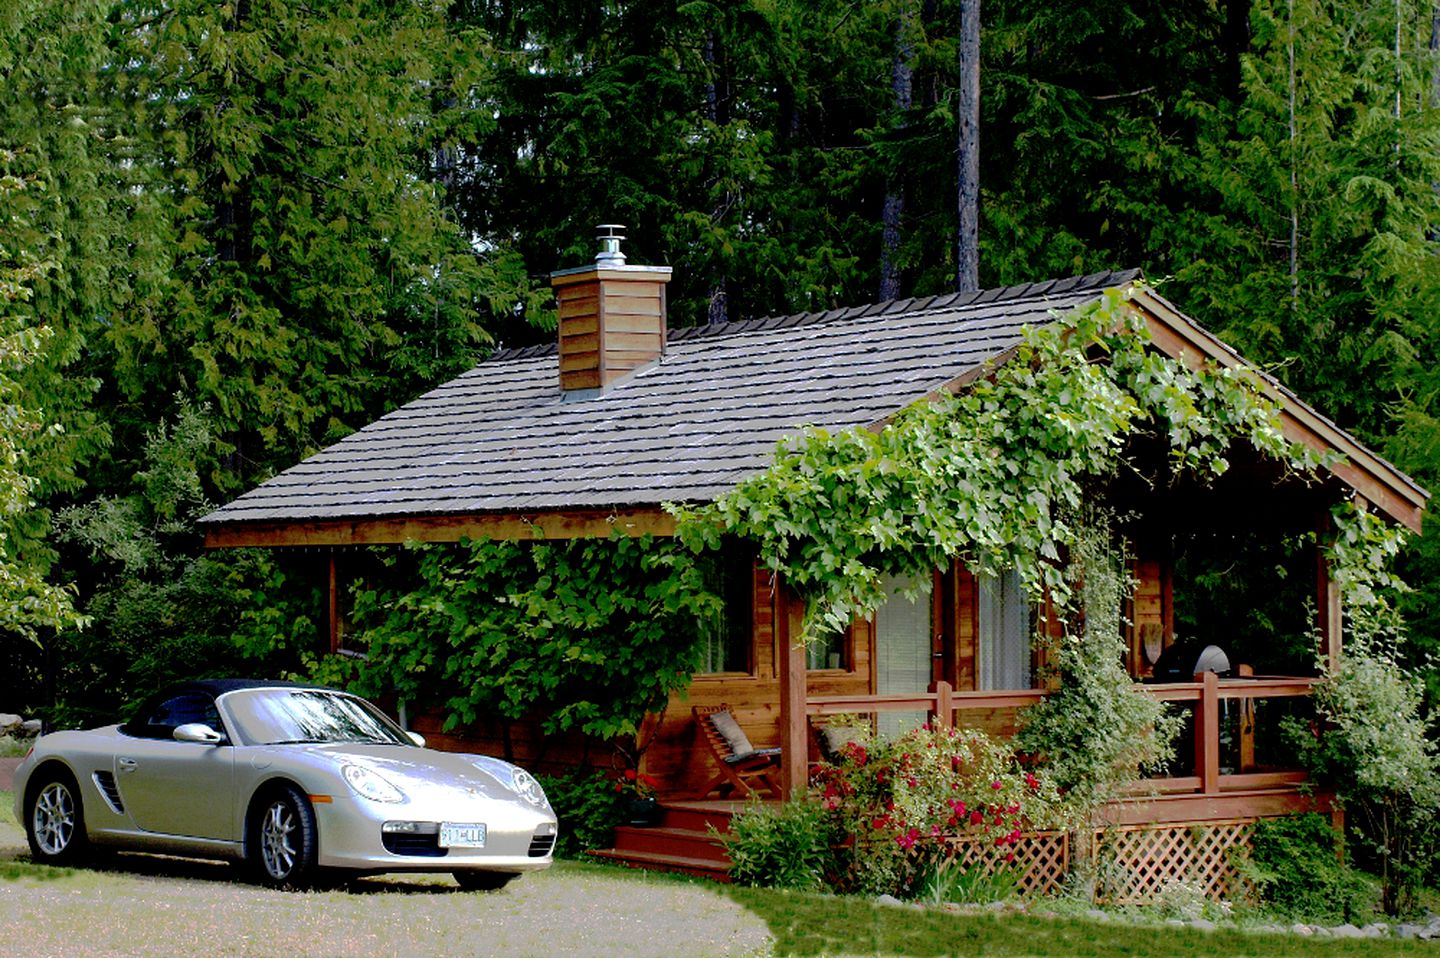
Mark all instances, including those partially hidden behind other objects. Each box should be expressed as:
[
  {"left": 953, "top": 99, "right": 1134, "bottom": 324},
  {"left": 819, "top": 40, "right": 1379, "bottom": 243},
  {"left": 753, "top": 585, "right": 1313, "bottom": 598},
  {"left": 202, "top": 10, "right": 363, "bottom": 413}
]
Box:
[
  {"left": 453, "top": 870, "right": 519, "bottom": 892},
  {"left": 249, "top": 785, "right": 319, "bottom": 889},
  {"left": 26, "top": 771, "right": 89, "bottom": 865}
]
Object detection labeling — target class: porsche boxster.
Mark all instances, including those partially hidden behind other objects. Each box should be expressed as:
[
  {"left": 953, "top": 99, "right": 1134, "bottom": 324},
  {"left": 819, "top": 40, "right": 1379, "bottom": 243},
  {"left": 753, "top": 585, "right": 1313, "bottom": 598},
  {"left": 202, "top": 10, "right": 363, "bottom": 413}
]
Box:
[{"left": 11, "top": 679, "right": 557, "bottom": 889}]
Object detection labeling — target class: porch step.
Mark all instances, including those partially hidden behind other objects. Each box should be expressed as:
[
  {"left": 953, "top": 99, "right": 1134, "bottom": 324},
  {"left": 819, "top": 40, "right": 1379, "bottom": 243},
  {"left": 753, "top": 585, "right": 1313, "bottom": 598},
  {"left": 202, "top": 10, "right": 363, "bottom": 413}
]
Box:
[
  {"left": 611, "top": 825, "right": 729, "bottom": 863},
  {"left": 588, "top": 848, "right": 731, "bottom": 881},
  {"left": 589, "top": 800, "right": 747, "bottom": 881}
]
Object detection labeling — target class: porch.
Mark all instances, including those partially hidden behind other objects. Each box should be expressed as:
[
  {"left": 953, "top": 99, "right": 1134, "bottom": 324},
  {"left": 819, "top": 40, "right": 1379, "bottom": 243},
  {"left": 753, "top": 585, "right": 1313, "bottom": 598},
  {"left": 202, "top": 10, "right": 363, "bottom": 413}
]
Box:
[{"left": 596, "top": 675, "right": 1334, "bottom": 903}]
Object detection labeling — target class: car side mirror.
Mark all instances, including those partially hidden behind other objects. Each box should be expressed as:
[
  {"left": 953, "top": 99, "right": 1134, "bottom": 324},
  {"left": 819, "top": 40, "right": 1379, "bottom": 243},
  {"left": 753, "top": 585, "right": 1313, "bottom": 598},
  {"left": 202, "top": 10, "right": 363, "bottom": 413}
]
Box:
[
  {"left": 173, "top": 723, "right": 226, "bottom": 745},
  {"left": 407, "top": 731, "right": 426, "bottom": 748}
]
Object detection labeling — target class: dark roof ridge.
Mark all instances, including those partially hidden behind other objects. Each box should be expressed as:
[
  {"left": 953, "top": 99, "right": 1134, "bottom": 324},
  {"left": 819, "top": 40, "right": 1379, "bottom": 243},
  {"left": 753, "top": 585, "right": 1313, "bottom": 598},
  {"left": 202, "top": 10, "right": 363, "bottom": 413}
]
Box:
[{"left": 484, "top": 267, "right": 1143, "bottom": 363}]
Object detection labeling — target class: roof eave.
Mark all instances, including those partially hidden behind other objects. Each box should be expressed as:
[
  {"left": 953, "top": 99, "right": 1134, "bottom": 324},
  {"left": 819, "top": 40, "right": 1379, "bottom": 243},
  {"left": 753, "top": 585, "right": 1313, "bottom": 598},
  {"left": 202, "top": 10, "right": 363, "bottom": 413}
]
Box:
[{"left": 202, "top": 505, "right": 678, "bottom": 548}]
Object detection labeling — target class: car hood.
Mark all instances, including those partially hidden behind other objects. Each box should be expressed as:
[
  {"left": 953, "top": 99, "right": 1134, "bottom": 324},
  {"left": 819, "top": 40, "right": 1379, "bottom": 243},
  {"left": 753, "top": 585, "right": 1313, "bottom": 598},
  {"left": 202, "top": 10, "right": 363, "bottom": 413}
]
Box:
[{"left": 264, "top": 744, "right": 529, "bottom": 801}]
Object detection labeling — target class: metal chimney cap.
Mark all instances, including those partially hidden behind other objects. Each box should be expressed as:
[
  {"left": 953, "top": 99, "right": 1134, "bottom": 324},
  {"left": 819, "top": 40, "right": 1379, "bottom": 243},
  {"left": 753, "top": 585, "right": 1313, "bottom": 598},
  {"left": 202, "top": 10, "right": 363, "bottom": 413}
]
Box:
[{"left": 595, "top": 223, "right": 627, "bottom": 266}]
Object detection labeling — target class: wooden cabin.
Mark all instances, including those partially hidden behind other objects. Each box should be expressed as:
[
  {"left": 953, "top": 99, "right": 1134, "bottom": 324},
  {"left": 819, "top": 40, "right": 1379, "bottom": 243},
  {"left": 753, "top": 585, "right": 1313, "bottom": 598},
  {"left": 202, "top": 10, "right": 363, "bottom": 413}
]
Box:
[{"left": 201, "top": 233, "right": 1428, "bottom": 898}]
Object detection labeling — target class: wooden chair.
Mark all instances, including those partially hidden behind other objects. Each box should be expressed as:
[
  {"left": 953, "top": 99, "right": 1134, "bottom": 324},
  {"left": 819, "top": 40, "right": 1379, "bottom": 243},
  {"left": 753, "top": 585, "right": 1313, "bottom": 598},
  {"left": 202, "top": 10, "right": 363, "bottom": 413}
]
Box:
[{"left": 693, "top": 704, "right": 782, "bottom": 799}]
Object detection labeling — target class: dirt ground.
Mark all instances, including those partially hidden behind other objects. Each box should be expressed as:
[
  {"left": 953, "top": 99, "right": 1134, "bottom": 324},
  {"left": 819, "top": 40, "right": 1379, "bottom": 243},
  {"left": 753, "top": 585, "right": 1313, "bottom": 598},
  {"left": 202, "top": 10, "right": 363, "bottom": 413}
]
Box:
[{"left": 0, "top": 800, "right": 772, "bottom": 958}]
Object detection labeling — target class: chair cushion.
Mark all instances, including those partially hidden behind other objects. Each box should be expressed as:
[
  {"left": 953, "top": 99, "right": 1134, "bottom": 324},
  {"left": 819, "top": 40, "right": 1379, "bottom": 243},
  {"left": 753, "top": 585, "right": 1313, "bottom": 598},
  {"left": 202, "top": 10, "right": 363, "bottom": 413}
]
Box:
[
  {"left": 708, "top": 709, "right": 755, "bottom": 756},
  {"left": 724, "top": 746, "right": 781, "bottom": 765}
]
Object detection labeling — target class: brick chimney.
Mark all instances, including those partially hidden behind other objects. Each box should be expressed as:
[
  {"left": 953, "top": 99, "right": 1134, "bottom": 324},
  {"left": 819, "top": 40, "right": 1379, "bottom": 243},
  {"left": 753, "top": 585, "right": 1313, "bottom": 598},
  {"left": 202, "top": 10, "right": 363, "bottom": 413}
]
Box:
[{"left": 550, "top": 225, "right": 672, "bottom": 393}]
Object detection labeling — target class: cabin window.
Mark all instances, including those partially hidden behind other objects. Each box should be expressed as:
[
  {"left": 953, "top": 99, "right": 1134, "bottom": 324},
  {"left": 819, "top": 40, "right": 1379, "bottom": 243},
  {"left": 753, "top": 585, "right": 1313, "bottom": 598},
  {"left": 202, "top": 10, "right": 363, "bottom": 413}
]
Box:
[
  {"left": 697, "top": 549, "right": 753, "bottom": 674},
  {"left": 977, "top": 568, "right": 1032, "bottom": 690},
  {"left": 806, "top": 625, "right": 849, "bottom": 671},
  {"left": 875, "top": 573, "right": 934, "bottom": 738}
]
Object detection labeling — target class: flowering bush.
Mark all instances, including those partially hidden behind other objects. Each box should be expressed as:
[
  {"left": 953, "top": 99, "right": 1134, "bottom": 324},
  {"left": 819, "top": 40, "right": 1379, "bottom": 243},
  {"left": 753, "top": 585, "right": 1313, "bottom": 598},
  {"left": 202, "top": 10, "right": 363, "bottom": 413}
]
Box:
[
  {"left": 811, "top": 723, "right": 1064, "bottom": 897},
  {"left": 613, "top": 768, "right": 660, "bottom": 800}
]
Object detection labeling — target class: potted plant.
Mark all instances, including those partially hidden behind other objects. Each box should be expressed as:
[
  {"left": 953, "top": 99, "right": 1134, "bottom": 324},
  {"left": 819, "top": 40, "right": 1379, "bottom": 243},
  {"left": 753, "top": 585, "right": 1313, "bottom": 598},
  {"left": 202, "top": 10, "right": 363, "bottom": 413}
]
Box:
[{"left": 615, "top": 768, "right": 663, "bottom": 826}]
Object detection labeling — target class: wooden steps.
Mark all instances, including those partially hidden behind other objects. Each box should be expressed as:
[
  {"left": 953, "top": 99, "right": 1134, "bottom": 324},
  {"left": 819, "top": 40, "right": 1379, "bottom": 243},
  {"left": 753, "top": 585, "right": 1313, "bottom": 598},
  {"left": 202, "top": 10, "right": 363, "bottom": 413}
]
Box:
[{"left": 588, "top": 800, "right": 751, "bottom": 881}]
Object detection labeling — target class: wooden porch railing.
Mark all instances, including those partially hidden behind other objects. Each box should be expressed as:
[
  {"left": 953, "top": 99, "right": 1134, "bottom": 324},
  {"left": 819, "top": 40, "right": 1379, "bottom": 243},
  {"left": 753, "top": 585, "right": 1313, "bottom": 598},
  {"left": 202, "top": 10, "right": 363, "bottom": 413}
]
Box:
[{"left": 806, "top": 674, "right": 1316, "bottom": 797}]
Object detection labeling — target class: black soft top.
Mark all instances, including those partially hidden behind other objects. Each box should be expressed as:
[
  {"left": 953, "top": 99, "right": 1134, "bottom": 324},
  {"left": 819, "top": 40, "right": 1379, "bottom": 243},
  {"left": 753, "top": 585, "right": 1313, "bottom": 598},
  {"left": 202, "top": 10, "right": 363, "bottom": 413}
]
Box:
[
  {"left": 122, "top": 678, "right": 337, "bottom": 734},
  {"left": 155, "top": 678, "right": 332, "bottom": 699}
]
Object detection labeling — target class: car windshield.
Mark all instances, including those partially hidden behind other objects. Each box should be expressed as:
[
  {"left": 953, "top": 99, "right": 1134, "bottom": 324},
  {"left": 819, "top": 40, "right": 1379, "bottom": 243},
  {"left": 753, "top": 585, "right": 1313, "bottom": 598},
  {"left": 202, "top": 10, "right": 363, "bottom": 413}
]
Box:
[{"left": 223, "top": 689, "right": 413, "bottom": 747}]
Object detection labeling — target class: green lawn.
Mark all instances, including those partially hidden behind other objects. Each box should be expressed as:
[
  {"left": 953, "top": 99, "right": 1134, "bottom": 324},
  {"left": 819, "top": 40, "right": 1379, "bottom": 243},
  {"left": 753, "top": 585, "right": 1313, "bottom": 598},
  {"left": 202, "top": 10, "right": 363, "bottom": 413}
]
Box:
[
  {"left": 3, "top": 790, "right": 1434, "bottom": 957},
  {"left": 724, "top": 884, "right": 1435, "bottom": 957}
]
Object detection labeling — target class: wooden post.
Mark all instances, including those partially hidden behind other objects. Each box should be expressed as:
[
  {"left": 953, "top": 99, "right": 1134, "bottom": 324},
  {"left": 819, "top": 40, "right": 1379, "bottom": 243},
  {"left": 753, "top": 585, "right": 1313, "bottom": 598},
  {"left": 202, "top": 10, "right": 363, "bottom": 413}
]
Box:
[
  {"left": 327, "top": 551, "right": 340, "bottom": 654},
  {"left": 1316, "top": 532, "right": 1342, "bottom": 674},
  {"left": 775, "top": 580, "right": 809, "bottom": 800},
  {"left": 1197, "top": 670, "right": 1220, "bottom": 794},
  {"left": 1236, "top": 664, "right": 1256, "bottom": 773},
  {"left": 930, "top": 680, "right": 954, "bottom": 731}
]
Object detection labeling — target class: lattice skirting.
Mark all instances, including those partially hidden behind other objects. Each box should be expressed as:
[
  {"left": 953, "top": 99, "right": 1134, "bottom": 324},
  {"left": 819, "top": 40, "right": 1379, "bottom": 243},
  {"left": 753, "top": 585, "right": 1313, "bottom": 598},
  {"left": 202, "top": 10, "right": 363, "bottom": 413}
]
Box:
[
  {"left": 945, "top": 830, "right": 1070, "bottom": 899},
  {"left": 945, "top": 821, "right": 1257, "bottom": 904},
  {"left": 1093, "top": 820, "right": 1254, "bottom": 905}
]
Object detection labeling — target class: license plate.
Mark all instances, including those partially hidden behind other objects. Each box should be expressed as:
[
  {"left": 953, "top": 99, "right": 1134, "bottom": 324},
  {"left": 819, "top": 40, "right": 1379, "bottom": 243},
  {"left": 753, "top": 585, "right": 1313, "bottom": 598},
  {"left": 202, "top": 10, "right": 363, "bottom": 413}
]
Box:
[{"left": 440, "top": 823, "right": 487, "bottom": 848}]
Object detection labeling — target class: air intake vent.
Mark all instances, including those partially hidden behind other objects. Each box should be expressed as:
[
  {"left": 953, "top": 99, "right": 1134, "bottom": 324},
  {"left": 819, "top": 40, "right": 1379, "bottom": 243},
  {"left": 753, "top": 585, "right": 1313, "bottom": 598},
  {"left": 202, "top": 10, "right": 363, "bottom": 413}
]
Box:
[
  {"left": 92, "top": 771, "right": 125, "bottom": 815},
  {"left": 528, "top": 833, "right": 556, "bottom": 858},
  {"left": 381, "top": 833, "right": 447, "bottom": 857}
]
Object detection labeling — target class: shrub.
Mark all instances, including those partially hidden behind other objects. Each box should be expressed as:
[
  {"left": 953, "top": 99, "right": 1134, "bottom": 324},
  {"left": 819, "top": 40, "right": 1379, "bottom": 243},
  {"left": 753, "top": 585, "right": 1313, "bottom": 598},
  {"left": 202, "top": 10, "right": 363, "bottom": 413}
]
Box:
[
  {"left": 916, "top": 857, "right": 1020, "bottom": 905},
  {"left": 813, "top": 724, "right": 1064, "bottom": 898},
  {"left": 1235, "top": 814, "right": 1376, "bottom": 923},
  {"left": 534, "top": 769, "right": 624, "bottom": 858},
  {"left": 725, "top": 799, "right": 838, "bottom": 891}
]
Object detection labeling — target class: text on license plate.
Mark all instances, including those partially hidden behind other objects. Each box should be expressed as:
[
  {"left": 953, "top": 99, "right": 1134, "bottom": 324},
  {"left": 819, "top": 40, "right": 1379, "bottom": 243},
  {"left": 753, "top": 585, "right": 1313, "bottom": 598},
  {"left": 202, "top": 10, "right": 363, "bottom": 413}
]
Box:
[{"left": 440, "top": 823, "right": 487, "bottom": 848}]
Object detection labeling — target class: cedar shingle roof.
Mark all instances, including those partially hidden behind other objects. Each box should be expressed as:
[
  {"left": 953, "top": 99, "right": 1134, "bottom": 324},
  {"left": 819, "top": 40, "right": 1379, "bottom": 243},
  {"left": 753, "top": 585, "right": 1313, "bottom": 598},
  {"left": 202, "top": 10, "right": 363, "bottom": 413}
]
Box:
[{"left": 200, "top": 270, "right": 1142, "bottom": 527}]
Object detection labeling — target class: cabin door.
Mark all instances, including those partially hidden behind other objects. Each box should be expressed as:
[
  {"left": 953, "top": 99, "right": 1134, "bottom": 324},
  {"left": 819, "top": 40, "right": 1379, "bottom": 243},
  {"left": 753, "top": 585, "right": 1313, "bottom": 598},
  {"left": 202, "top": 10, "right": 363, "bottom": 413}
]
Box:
[{"left": 874, "top": 573, "right": 937, "bottom": 739}]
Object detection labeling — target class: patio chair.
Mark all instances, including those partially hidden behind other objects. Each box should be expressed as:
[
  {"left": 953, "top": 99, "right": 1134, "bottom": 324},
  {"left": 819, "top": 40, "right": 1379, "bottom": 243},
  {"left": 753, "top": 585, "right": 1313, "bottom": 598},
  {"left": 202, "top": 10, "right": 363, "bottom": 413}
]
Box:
[{"left": 693, "top": 704, "right": 782, "bottom": 799}]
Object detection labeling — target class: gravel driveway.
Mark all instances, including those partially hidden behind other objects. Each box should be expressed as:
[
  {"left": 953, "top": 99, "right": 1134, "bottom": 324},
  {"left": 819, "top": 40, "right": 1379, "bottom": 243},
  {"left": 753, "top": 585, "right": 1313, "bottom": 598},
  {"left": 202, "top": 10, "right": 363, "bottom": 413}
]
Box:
[{"left": 0, "top": 811, "right": 772, "bottom": 958}]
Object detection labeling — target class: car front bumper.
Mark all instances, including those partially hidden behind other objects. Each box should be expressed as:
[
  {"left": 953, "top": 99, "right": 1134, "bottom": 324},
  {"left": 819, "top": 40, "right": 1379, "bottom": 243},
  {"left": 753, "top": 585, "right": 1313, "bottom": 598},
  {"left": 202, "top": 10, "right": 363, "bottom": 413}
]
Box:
[{"left": 310, "top": 791, "right": 557, "bottom": 873}]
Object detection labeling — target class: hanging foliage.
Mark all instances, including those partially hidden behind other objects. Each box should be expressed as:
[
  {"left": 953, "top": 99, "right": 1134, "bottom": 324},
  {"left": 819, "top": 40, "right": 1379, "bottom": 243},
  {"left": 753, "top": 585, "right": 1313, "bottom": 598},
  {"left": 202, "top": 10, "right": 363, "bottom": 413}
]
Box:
[
  {"left": 674, "top": 284, "right": 1329, "bottom": 639},
  {"left": 317, "top": 535, "right": 718, "bottom": 742}
]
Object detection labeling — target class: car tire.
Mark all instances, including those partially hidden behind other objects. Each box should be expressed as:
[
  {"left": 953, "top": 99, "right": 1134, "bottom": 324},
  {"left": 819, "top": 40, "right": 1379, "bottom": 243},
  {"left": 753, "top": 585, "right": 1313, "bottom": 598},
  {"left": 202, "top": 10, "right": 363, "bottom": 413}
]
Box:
[
  {"left": 25, "top": 769, "right": 90, "bottom": 866},
  {"left": 453, "top": 870, "right": 519, "bottom": 892},
  {"left": 248, "top": 784, "right": 319, "bottom": 889}
]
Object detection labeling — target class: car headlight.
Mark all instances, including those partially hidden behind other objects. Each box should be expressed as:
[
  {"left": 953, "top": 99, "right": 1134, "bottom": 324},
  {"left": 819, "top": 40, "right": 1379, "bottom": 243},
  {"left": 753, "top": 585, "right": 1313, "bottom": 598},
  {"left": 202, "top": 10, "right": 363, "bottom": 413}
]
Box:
[
  {"left": 511, "top": 769, "right": 548, "bottom": 808},
  {"left": 342, "top": 764, "right": 405, "bottom": 804}
]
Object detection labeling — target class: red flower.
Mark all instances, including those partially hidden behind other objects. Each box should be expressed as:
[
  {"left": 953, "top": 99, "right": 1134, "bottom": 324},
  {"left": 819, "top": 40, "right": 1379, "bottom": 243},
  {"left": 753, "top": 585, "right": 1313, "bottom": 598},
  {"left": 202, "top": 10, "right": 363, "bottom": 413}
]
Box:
[
  {"left": 969, "top": 810, "right": 984, "bottom": 826},
  {"left": 1024, "top": 772, "right": 1040, "bottom": 790},
  {"left": 990, "top": 780, "right": 1003, "bottom": 790}
]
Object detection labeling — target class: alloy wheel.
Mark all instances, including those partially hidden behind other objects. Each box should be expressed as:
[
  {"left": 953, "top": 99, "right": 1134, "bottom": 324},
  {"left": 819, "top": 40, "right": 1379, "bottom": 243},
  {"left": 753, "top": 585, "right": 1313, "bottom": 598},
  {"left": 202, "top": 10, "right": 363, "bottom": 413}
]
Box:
[
  {"left": 32, "top": 782, "right": 76, "bottom": 856},
  {"left": 259, "top": 800, "right": 298, "bottom": 879}
]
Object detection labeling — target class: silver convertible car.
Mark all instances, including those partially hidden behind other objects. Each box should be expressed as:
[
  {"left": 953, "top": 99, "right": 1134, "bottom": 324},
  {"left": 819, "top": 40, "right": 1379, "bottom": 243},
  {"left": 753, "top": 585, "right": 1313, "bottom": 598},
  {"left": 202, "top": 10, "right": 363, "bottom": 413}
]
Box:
[{"left": 12, "top": 679, "right": 557, "bottom": 889}]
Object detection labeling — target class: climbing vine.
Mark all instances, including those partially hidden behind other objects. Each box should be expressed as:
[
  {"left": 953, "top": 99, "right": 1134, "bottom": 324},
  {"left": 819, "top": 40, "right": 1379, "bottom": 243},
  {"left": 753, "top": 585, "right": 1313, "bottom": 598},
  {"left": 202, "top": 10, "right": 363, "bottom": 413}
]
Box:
[
  {"left": 315, "top": 534, "right": 718, "bottom": 743},
  {"left": 675, "top": 283, "right": 1430, "bottom": 822},
  {"left": 674, "top": 284, "right": 1328, "bottom": 640}
]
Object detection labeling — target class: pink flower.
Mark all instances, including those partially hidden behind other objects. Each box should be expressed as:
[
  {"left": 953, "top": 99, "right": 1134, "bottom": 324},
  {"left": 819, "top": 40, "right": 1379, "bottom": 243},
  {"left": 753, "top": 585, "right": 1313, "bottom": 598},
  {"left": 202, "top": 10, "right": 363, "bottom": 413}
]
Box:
[
  {"left": 1024, "top": 772, "right": 1040, "bottom": 790},
  {"left": 969, "top": 810, "right": 984, "bottom": 826},
  {"left": 991, "top": 780, "right": 1003, "bottom": 790}
]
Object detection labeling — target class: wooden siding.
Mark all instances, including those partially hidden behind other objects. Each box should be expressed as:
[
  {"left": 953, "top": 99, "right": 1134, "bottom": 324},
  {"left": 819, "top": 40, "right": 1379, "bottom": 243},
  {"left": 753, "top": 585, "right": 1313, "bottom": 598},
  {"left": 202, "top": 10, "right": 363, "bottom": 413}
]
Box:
[
  {"left": 1127, "top": 556, "right": 1173, "bottom": 678},
  {"left": 552, "top": 269, "right": 670, "bottom": 391}
]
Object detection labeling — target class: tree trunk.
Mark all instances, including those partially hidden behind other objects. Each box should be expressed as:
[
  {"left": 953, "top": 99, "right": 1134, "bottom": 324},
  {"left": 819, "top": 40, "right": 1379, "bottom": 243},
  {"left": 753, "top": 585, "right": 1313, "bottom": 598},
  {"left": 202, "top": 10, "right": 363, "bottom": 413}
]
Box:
[
  {"left": 879, "top": 3, "right": 916, "bottom": 303},
  {"left": 705, "top": 30, "right": 730, "bottom": 325},
  {"left": 956, "top": 0, "right": 980, "bottom": 293}
]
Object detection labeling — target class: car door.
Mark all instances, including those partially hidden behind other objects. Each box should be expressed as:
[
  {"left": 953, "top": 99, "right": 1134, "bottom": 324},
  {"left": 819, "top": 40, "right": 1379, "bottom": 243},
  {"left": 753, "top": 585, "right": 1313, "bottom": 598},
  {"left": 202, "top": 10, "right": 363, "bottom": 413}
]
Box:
[{"left": 115, "top": 692, "right": 237, "bottom": 840}]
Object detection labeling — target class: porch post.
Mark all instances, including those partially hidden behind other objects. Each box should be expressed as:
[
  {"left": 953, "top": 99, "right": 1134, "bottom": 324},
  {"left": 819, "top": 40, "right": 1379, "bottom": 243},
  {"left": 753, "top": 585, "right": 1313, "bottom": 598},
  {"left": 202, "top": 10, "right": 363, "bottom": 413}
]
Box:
[
  {"left": 1197, "top": 670, "right": 1220, "bottom": 795},
  {"left": 327, "top": 550, "right": 340, "bottom": 654},
  {"left": 775, "top": 578, "right": 809, "bottom": 800},
  {"left": 1315, "top": 519, "right": 1342, "bottom": 674}
]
